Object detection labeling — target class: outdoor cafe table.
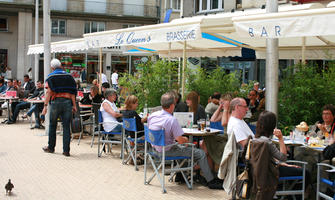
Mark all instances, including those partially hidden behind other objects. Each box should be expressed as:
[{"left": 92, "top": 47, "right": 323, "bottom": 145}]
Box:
[
  {"left": 183, "top": 128, "right": 222, "bottom": 144},
  {"left": 272, "top": 136, "right": 326, "bottom": 162},
  {"left": 0, "top": 96, "right": 19, "bottom": 122}
]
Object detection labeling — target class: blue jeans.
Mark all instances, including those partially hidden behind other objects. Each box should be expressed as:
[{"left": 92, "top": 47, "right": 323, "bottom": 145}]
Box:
[
  {"left": 48, "top": 98, "right": 73, "bottom": 153},
  {"left": 27, "top": 104, "right": 43, "bottom": 127}
]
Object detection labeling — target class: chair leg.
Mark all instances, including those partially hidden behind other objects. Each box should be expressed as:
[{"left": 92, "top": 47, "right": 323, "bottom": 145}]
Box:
[
  {"left": 90, "top": 132, "right": 95, "bottom": 148},
  {"left": 97, "top": 133, "right": 102, "bottom": 157}
]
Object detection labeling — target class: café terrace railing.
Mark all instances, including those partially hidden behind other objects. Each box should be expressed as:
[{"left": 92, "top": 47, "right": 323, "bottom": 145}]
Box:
[{"left": 0, "top": 0, "right": 159, "bottom": 18}]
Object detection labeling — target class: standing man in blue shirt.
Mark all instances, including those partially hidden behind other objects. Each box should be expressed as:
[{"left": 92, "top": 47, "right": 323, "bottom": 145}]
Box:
[{"left": 42, "top": 59, "right": 77, "bottom": 157}]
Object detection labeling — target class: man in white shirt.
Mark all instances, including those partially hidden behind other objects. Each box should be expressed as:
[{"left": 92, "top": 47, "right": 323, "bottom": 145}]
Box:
[
  {"left": 97, "top": 71, "right": 108, "bottom": 84},
  {"left": 227, "top": 97, "right": 254, "bottom": 148},
  {"left": 111, "top": 69, "right": 118, "bottom": 90}
]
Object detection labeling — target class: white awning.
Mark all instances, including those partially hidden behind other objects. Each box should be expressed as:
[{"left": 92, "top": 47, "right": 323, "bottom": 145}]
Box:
[
  {"left": 27, "top": 38, "right": 88, "bottom": 55},
  {"left": 233, "top": 7, "right": 335, "bottom": 38},
  {"left": 84, "top": 23, "right": 202, "bottom": 49}
]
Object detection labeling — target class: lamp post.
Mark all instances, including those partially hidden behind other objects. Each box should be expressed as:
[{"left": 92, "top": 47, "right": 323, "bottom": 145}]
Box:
[
  {"left": 34, "top": 0, "right": 39, "bottom": 83},
  {"left": 43, "top": 0, "right": 51, "bottom": 81}
]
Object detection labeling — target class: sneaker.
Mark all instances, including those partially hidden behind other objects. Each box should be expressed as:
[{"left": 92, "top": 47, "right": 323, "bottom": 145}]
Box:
[{"left": 22, "top": 114, "right": 28, "bottom": 119}]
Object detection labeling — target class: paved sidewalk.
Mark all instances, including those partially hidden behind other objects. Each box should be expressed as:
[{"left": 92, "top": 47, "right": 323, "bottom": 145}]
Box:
[{"left": 0, "top": 119, "right": 230, "bottom": 200}]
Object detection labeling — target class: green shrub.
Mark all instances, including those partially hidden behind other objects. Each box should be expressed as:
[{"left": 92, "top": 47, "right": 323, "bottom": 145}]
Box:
[
  {"left": 118, "top": 60, "right": 179, "bottom": 112},
  {"left": 186, "top": 66, "right": 240, "bottom": 106},
  {"left": 278, "top": 62, "right": 335, "bottom": 134}
]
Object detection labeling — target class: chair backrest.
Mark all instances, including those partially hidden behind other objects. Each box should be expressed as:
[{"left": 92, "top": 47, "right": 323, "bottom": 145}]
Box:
[
  {"left": 210, "top": 121, "right": 224, "bottom": 133},
  {"left": 144, "top": 125, "right": 165, "bottom": 146},
  {"left": 123, "top": 117, "right": 137, "bottom": 132},
  {"left": 98, "top": 110, "right": 103, "bottom": 123},
  {"left": 248, "top": 123, "right": 256, "bottom": 134}
]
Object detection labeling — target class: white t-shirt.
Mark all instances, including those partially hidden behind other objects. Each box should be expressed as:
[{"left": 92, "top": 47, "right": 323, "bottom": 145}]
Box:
[
  {"left": 100, "top": 73, "right": 108, "bottom": 84},
  {"left": 100, "top": 99, "right": 119, "bottom": 132},
  {"left": 111, "top": 72, "right": 118, "bottom": 85},
  {"left": 227, "top": 116, "right": 254, "bottom": 143}
]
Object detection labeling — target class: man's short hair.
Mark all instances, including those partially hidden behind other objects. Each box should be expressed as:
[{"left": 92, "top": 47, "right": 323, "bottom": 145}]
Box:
[
  {"left": 212, "top": 94, "right": 221, "bottom": 100},
  {"left": 37, "top": 80, "right": 43, "bottom": 84},
  {"left": 230, "top": 98, "right": 242, "bottom": 113},
  {"left": 102, "top": 82, "right": 110, "bottom": 89},
  {"left": 161, "top": 92, "right": 175, "bottom": 109},
  {"left": 50, "top": 59, "right": 62, "bottom": 69},
  {"left": 24, "top": 74, "right": 29, "bottom": 79},
  {"left": 104, "top": 89, "right": 117, "bottom": 98}
]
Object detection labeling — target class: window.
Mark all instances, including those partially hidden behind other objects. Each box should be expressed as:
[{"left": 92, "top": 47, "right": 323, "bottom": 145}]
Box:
[
  {"left": 196, "top": 0, "right": 224, "bottom": 12},
  {"left": 51, "top": 19, "right": 66, "bottom": 35},
  {"left": 84, "top": 0, "right": 106, "bottom": 14},
  {"left": 84, "top": 21, "right": 105, "bottom": 34},
  {"left": 122, "top": 24, "right": 140, "bottom": 29},
  {"left": 171, "top": 0, "right": 181, "bottom": 11},
  {"left": 0, "top": 18, "right": 8, "bottom": 31},
  {"left": 50, "top": 0, "right": 67, "bottom": 11}
]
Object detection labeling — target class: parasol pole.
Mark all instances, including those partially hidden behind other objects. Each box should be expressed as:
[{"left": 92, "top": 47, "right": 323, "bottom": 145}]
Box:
[
  {"left": 99, "top": 48, "right": 102, "bottom": 94},
  {"left": 302, "top": 37, "right": 306, "bottom": 64},
  {"left": 181, "top": 41, "right": 186, "bottom": 100}
]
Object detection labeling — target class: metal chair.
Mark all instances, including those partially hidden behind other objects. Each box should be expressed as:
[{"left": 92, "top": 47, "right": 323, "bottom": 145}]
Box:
[
  {"left": 144, "top": 125, "right": 195, "bottom": 193},
  {"left": 210, "top": 121, "right": 224, "bottom": 134},
  {"left": 77, "top": 108, "right": 94, "bottom": 145},
  {"left": 122, "top": 117, "right": 145, "bottom": 171},
  {"left": 90, "top": 102, "right": 101, "bottom": 147},
  {"left": 247, "top": 123, "right": 256, "bottom": 134},
  {"left": 317, "top": 162, "right": 335, "bottom": 200},
  {"left": 275, "top": 160, "right": 307, "bottom": 200},
  {"left": 97, "top": 110, "right": 124, "bottom": 159}
]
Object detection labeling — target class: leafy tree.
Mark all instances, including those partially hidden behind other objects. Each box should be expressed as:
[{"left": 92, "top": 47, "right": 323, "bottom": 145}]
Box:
[
  {"left": 278, "top": 62, "right": 335, "bottom": 133},
  {"left": 186, "top": 66, "right": 240, "bottom": 106},
  {"left": 118, "top": 60, "right": 179, "bottom": 112}
]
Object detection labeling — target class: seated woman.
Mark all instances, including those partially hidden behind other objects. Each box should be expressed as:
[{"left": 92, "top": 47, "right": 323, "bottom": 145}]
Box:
[
  {"left": 80, "top": 85, "right": 103, "bottom": 105},
  {"left": 295, "top": 104, "right": 335, "bottom": 185},
  {"left": 251, "top": 111, "right": 307, "bottom": 199},
  {"left": 100, "top": 89, "right": 122, "bottom": 132},
  {"left": 202, "top": 93, "right": 232, "bottom": 171},
  {"left": 312, "top": 104, "right": 335, "bottom": 138},
  {"left": 121, "top": 95, "right": 147, "bottom": 138},
  {"left": 186, "top": 91, "right": 206, "bottom": 125}
]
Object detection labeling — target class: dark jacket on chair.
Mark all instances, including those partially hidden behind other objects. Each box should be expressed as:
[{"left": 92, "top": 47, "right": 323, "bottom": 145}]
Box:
[{"left": 250, "top": 139, "right": 279, "bottom": 200}]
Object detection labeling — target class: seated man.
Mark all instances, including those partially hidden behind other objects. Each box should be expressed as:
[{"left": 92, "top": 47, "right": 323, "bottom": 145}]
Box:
[
  {"left": 148, "top": 92, "right": 219, "bottom": 188},
  {"left": 7, "top": 80, "right": 44, "bottom": 125},
  {"left": 205, "top": 93, "right": 220, "bottom": 117},
  {"left": 23, "top": 74, "right": 35, "bottom": 97},
  {"left": 245, "top": 89, "right": 259, "bottom": 120},
  {"left": 229, "top": 97, "right": 255, "bottom": 148},
  {"left": 218, "top": 98, "right": 254, "bottom": 193}
]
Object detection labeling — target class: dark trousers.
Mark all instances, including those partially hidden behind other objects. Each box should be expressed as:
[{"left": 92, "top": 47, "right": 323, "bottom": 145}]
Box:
[
  {"left": 48, "top": 98, "right": 72, "bottom": 153},
  {"left": 11, "top": 101, "right": 30, "bottom": 122}
]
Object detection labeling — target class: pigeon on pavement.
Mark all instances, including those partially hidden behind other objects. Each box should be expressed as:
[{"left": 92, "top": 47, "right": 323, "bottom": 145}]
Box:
[{"left": 5, "top": 179, "right": 14, "bottom": 195}]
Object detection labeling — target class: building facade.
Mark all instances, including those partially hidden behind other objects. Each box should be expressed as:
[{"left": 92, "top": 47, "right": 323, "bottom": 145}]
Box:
[{"left": 0, "top": 0, "right": 159, "bottom": 81}]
